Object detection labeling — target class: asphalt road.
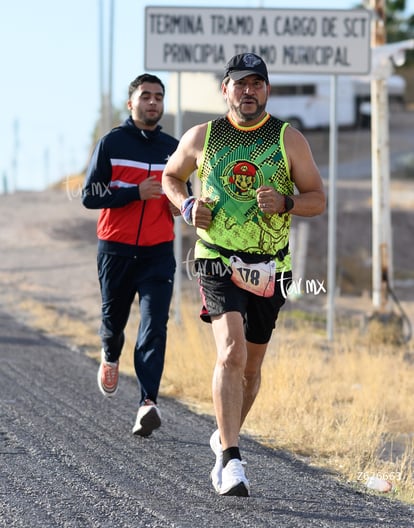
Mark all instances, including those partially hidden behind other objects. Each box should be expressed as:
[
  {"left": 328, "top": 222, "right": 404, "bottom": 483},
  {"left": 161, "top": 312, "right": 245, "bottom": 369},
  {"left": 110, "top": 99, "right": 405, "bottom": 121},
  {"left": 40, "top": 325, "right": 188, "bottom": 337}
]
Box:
[{"left": 1, "top": 311, "right": 413, "bottom": 528}]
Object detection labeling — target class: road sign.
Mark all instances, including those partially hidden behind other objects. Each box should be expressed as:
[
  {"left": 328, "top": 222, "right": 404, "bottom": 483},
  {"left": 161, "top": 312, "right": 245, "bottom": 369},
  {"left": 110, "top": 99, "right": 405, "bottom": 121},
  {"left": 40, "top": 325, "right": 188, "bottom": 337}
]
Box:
[{"left": 145, "top": 7, "right": 371, "bottom": 75}]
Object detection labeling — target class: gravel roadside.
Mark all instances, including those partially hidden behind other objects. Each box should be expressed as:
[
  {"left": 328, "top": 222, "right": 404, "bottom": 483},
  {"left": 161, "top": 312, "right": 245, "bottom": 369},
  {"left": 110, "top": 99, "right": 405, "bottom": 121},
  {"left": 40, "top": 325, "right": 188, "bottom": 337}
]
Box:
[{"left": 2, "top": 311, "right": 414, "bottom": 527}]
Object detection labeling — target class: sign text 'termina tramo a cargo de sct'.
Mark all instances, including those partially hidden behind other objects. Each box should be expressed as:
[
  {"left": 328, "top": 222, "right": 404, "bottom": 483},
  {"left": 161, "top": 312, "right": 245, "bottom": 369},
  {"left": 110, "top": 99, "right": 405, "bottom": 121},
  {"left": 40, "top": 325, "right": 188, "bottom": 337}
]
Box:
[{"left": 145, "top": 7, "right": 371, "bottom": 75}]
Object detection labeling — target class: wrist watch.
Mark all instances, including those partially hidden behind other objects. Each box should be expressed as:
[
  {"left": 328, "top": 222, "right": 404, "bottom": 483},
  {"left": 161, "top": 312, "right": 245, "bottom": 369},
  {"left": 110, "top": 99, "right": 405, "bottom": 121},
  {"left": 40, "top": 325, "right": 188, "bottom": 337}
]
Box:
[{"left": 284, "top": 195, "right": 294, "bottom": 213}]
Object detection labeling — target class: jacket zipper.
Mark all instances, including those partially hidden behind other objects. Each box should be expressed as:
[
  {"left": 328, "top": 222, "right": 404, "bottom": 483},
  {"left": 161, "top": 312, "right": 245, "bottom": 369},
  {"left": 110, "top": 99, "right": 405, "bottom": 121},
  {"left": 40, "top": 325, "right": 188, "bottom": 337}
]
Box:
[{"left": 135, "top": 163, "right": 151, "bottom": 245}]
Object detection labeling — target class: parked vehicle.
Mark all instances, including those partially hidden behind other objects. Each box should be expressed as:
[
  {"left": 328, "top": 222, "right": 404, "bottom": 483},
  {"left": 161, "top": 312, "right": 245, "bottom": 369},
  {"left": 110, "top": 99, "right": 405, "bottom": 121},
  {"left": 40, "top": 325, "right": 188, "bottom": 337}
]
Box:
[{"left": 267, "top": 73, "right": 406, "bottom": 130}]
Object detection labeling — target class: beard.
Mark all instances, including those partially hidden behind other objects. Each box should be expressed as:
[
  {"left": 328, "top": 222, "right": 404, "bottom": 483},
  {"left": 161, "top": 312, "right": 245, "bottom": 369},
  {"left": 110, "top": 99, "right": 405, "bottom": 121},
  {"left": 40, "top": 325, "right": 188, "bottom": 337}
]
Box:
[
  {"left": 230, "top": 98, "right": 266, "bottom": 122},
  {"left": 138, "top": 108, "right": 163, "bottom": 127}
]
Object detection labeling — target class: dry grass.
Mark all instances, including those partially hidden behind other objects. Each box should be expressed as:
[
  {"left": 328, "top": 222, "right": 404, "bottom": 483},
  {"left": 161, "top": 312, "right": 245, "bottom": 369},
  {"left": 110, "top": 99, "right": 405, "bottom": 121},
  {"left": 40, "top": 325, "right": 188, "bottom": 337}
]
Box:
[
  {"left": 8, "top": 284, "right": 414, "bottom": 505},
  {"left": 161, "top": 291, "right": 414, "bottom": 504}
]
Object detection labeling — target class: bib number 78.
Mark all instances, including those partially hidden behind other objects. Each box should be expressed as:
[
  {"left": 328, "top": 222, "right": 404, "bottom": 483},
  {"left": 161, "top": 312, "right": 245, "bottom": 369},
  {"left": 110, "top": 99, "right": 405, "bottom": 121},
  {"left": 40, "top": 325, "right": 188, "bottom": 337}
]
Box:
[
  {"left": 235, "top": 266, "right": 261, "bottom": 286},
  {"left": 229, "top": 256, "right": 276, "bottom": 297}
]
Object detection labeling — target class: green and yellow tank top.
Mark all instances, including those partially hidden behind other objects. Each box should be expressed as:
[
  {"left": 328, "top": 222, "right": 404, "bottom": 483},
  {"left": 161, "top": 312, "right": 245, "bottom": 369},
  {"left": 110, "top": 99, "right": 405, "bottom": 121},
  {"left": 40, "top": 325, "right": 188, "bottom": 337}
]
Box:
[{"left": 195, "top": 113, "right": 293, "bottom": 271}]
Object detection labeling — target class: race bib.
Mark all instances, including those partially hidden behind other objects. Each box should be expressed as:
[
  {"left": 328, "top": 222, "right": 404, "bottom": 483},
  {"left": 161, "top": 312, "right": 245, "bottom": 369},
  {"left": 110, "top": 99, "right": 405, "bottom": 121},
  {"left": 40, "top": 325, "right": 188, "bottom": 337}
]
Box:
[{"left": 229, "top": 256, "right": 276, "bottom": 297}]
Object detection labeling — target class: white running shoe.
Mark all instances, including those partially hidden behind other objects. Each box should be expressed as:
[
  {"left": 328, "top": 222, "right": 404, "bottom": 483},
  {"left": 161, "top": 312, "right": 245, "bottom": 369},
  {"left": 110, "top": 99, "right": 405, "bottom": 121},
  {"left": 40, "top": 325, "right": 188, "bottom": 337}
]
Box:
[
  {"left": 220, "top": 459, "right": 250, "bottom": 497},
  {"left": 132, "top": 399, "right": 161, "bottom": 437},
  {"left": 209, "top": 429, "right": 223, "bottom": 492}
]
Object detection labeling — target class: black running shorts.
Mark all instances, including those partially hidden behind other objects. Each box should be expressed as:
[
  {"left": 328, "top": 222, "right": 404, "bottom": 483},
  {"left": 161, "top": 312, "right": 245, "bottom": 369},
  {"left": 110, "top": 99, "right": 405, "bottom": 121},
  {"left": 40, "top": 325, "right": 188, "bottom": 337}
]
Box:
[{"left": 195, "top": 258, "right": 292, "bottom": 344}]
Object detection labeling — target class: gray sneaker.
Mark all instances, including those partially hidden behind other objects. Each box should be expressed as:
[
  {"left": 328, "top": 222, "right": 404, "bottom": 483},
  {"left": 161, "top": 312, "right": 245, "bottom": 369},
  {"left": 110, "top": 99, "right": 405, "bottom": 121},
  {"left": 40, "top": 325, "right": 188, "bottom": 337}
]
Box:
[{"left": 132, "top": 400, "right": 161, "bottom": 437}]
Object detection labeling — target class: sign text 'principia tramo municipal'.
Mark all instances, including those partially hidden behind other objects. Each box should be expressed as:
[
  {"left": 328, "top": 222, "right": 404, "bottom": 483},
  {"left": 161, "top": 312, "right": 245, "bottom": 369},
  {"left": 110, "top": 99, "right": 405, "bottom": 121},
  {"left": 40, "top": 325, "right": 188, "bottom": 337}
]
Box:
[{"left": 145, "top": 7, "right": 371, "bottom": 74}]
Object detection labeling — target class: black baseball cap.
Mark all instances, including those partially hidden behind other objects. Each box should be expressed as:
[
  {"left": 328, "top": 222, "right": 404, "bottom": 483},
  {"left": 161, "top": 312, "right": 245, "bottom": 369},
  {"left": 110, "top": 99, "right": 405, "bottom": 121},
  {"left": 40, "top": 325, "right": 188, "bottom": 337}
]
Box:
[{"left": 223, "top": 53, "right": 269, "bottom": 83}]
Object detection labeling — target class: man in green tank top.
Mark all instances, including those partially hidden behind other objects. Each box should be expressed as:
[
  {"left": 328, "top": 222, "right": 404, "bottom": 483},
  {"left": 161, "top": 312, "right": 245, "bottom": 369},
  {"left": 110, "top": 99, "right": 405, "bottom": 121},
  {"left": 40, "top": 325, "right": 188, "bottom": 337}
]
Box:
[{"left": 163, "top": 53, "right": 325, "bottom": 497}]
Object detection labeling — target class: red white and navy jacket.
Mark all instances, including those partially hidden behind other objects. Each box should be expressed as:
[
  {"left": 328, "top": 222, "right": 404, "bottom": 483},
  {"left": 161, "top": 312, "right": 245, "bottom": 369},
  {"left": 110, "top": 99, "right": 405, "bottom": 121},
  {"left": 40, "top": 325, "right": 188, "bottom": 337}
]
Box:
[{"left": 82, "top": 117, "right": 179, "bottom": 257}]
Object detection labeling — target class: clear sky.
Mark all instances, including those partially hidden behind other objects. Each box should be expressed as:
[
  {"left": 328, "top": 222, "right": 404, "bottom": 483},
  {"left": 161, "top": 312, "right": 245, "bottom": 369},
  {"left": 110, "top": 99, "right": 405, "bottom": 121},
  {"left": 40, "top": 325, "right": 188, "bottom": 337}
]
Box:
[{"left": 2, "top": 0, "right": 413, "bottom": 192}]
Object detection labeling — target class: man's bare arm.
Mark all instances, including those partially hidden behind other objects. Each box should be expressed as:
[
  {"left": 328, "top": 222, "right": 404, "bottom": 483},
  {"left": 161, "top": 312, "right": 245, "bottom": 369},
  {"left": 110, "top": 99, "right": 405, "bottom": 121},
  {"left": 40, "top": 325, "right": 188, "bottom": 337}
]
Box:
[
  {"left": 162, "top": 123, "right": 212, "bottom": 229},
  {"left": 162, "top": 123, "right": 206, "bottom": 207},
  {"left": 283, "top": 125, "right": 326, "bottom": 217}
]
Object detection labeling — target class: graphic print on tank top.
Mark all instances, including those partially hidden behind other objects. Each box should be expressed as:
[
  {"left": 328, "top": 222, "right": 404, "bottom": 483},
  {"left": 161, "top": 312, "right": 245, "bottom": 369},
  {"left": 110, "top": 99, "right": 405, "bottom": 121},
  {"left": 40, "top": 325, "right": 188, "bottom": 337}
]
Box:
[{"left": 197, "top": 114, "right": 293, "bottom": 257}]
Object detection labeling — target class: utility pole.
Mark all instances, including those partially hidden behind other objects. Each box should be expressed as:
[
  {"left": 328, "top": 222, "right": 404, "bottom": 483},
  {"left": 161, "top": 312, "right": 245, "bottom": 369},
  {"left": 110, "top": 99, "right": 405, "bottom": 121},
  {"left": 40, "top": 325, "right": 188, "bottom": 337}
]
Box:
[
  {"left": 11, "top": 119, "right": 19, "bottom": 192},
  {"left": 2, "top": 171, "right": 8, "bottom": 194},
  {"left": 370, "top": 0, "right": 394, "bottom": 312},
  {"left": 107, "top": 0, "right": 114, "bottom": 131},
  {"left": 98, "top": 0, "right": 114, "bottom": 136}
]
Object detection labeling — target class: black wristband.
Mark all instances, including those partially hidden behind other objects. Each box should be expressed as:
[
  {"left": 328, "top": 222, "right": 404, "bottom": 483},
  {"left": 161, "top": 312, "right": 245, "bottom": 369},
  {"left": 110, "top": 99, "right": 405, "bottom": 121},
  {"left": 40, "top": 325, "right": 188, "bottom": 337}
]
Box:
[{"left": 284, "top": 195, "right": 294, "bottom": 213}]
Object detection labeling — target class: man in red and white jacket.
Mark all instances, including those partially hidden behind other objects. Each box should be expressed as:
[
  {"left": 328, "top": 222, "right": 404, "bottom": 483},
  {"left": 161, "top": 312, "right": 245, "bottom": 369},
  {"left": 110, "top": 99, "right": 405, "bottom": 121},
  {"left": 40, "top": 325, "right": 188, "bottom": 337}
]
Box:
[{"left": 83, "top": 73, "right": 186, "bottom": 437}]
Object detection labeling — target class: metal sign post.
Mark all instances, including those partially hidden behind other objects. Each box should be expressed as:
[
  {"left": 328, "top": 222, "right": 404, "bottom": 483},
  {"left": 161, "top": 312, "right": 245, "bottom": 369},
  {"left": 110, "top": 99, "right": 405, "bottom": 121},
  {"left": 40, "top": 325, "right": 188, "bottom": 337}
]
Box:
[
  {"left": 327, "top": 75, "right": 338, "bottom": 341},
  {"left": 173, "top": 73, "right": 183, "bottom": 323}
]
